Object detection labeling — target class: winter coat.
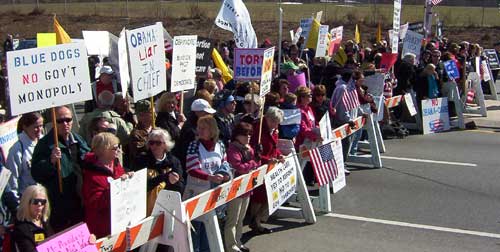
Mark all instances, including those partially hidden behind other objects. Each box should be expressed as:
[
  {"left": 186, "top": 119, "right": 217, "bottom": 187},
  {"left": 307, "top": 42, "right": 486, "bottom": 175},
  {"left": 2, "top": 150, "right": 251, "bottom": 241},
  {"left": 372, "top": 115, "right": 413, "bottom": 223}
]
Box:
[
  {"left": 12, "top": 219, "right": 53, "bottom": 252},
  {"left": 295, "top": 104, "right": 319, "bottom": 150},
  {"left": 227, "top": 141, "right": 260, "bottom": 198},
  {"left": 156, "top": 111, "right": 182, "bottom": 142},
  {"left": 6, "top": 132, "right": 38, "bottom": 201}
]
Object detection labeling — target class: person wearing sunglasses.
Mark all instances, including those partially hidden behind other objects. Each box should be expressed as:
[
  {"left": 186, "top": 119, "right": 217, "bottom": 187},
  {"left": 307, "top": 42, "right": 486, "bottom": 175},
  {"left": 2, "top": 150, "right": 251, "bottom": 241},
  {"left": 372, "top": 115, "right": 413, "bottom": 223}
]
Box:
[
  {"left": 31, "top": 106, "right": 90, "bottom": 233},
  {"left": 134, "top": 128, "right": 184, "bottom": 216},
  {"left": 81, "top": 132, "right": 132, "bottom": 239},
  {"left": 12, "top": 184, "right": 52, "bottom": 251}
]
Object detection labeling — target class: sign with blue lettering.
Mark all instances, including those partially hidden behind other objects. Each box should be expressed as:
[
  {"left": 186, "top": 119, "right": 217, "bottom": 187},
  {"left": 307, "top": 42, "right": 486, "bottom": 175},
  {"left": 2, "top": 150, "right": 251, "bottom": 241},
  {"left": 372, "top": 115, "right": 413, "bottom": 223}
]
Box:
[
  {"left": 6, "top": 42, "right": 91, "bottom": 115},
  {"left": 421, "top": 97, "right": 450, "bottom": 134},
  {"left": 233, "top": 48, "right": 265, "bottom": 81},
  {"left": 444, "top": 60, "right": 460, "bottom": 80},
  {"left": 171, "top": 35, "right": 197, "bottom": 92},
  {"left": 126, "top": 23, "right": 166, "bottom": 102}
]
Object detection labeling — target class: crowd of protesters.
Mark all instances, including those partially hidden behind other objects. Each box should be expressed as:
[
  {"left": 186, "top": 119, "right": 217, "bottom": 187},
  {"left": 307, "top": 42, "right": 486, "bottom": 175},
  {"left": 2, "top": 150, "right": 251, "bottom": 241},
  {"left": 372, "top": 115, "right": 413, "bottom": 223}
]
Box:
[{"left": 0, "top": 27, "right": 498, "bottom": 252}]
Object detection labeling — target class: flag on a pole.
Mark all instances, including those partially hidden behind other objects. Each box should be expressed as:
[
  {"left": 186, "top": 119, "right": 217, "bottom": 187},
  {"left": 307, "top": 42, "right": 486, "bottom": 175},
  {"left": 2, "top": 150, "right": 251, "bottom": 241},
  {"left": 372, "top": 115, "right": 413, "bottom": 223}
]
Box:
[
  {"left": 376, "top": 23, "right": 382, "bottom": 43},
  {"left": 215, "top": 0, "right": 258, "bottom": 48},
  {"left": 53, "top": 16, "right": 71, "bottom": 44},
  {"left": 354, "top": 24, "right": 361, "bottom": 44},
  {"left": 211, "top": 48, "right": 233, "bottom": 84},
  {"left": 342, "top": 82, "right": 360, "bottom": 112},
  {"left": 431, "top": 0, "right": 443, "bottom": 6},
  {"left": 309, "top": 142, "right": 339, "bottom": 186}
]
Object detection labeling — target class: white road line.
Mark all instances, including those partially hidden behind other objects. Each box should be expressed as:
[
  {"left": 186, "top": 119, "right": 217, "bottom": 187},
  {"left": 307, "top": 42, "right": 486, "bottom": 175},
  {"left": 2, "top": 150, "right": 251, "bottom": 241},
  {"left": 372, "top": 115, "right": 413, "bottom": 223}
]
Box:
[
  {"left": 381, "top": 156, "right": 477, "bottom": 167},
  {"left": 325, "top": 213, "right": 500, "bottom": 239}
]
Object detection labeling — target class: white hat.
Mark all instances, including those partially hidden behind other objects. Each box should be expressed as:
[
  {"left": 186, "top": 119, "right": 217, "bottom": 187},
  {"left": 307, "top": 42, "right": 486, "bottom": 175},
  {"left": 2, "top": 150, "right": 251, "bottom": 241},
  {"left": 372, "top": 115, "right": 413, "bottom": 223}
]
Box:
[
  {"left": 100, "top": 65, "right": 114, "bottom": 75},
  {"left": 191, "top": 99, "right": 216, "bottom": 114}
]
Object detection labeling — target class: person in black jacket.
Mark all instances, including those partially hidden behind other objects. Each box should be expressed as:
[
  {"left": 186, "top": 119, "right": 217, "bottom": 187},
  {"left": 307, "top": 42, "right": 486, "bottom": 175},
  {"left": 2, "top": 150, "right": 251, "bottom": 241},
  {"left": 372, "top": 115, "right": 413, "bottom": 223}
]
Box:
[{"left": 156, "top": 92, "right": 186, "bottom": 143}]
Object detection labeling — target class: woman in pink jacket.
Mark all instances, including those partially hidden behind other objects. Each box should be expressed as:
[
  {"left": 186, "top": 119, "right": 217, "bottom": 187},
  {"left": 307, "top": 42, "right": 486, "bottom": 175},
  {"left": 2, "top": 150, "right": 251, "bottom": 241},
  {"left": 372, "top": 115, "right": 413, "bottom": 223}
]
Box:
[{"left": 224, "top": 122, "right": 260, "bottom": 252}]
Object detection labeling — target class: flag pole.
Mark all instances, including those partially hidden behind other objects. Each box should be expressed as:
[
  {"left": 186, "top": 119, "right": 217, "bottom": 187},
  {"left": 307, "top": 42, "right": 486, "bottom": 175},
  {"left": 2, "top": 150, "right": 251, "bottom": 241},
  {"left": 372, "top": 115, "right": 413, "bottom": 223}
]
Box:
[
  {"left": 179, "top": 91, "right": 184, "bottom": 115},
  {"left": 51, "top": 108, "right": 63, "bottom": 193},
  {"left": 277, "top": 7, "right": 283, "bottom": 77},
  {"left": 257, "top": 97, "right": 265, "bottom": 144},
  {"left": 150, "top": 96, "right": 156, "bottom": 127}
]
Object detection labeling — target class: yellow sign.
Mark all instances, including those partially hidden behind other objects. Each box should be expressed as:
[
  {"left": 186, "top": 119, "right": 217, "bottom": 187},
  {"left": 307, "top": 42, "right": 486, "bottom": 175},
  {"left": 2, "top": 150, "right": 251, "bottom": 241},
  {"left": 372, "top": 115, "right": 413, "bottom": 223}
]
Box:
[{"left": 37, "top": 33, "right": 56, "bottom": 48}]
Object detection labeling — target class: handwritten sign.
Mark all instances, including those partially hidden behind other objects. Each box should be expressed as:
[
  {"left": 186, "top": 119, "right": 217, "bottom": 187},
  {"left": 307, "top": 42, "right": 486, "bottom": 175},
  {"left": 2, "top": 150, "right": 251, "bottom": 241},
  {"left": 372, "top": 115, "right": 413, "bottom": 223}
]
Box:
[
  {"left": 36, "top": 223, "right": 97, "bottom": 252},
  {"left": 110, "top": 168, "right": 147, "bottom": 234},
  {"left": 7, "top": 42, "right": 91, "bottom": 116},
  {"left": 364, "top": 73, "right": 385, "bottom": 97},
  {"left": 328, "top": 26, "right": 343, "bottom": 56},
  {"left": 195, "top": 37, "right": 213, "bottom": 77},
  {"left": 260, "top": 47, "right": 275, "bottom": 97},
  {"left": 0, "top": 116, "right": 20, "bottom": 158},
  {"left": 265, "top": 155, "right": 297, "bottom": 215},
  {"left": 404, "top": 93, "right": 418, "bottom": 116},
  {"left": 82, "top": 31, "right": 113, "bottom": 56},
  {"left": 233, "top": 48, "right": 265, "bottom": 81},
  {"left": 402, "top": 30, "right": 423, "bottom": 63},
  {"left": 392, "top": 0, "right": 402, "bottom": 53},
  {"left": 444, "top": 60, "right": 460, "bottom": 79},
  {"left": 126, "top": 23, "right": 166, "bottom": 102},
  {"left": 319, "top": 112, "right": 333, "bottom": 144},
  {"left": 330, "top": 139, "right": 346, "bottom": 193},
  {"left": 299, "top": 18, "right": 313, "bottom": 42},
  {"left": 171, "top": 35, "right": 197, "bottom": 92},
  {"left": 421, "top": 97, "right": 450, "bottom": 134},
  {"left": 315, "top": 25, "right": 329, "bottom": 58},
  {"left": 484, "top": 49, "right": 499, "bottom": 70}
]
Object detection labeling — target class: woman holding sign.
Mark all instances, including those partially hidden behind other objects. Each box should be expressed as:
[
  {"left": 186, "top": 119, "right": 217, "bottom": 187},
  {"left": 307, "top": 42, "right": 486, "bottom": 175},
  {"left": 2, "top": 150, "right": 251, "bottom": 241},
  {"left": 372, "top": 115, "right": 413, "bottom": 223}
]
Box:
[{"left": 81, "top": 132, "right": 132, "bottom": 238}]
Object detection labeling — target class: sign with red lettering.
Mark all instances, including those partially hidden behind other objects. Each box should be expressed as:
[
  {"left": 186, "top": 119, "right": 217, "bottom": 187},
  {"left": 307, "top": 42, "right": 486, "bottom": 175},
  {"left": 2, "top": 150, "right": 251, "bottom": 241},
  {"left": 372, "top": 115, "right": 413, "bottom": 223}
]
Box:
[
  {"left": 7, "top": 42, "right": 92, "bottom": 116},
  {"left": 260, "top": 47, "right": 275, "bottom": 97},
  {"left": 233, "top": 48, "right": 265, "bottom": 81},
  {"left": 36, "top": 223, "right": 97, "bottom": 252},
  {"left": 126, "top": 23, "right": 166, "bottom": 102}
]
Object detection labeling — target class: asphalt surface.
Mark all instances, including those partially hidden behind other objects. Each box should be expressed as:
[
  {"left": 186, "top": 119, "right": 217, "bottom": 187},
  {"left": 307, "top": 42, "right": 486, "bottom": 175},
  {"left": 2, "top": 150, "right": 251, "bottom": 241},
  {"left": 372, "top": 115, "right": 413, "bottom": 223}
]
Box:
[{"left": 243, "top": 129, "right": 500, "bottom": 252}]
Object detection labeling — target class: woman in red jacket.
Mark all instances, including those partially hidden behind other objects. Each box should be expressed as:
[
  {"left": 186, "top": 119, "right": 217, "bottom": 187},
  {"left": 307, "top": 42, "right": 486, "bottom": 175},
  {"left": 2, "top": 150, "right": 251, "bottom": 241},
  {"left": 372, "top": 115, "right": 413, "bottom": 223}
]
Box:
[{"left": 81, "top": 132, "right": 133, "bottom": 238}]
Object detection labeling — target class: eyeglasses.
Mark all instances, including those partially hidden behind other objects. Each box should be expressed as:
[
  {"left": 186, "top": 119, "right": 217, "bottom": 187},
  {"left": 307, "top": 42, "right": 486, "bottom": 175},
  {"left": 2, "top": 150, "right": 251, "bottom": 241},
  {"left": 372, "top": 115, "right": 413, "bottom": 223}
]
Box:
[
  {"left": 148, "top": 140, "right": 164, "bottom": 146},
  {"left": 56, "top": 118, "right": 73, "bottom": 124},
  {"left": 109, "top": 145, "right": 121, "bottom": 151},
  {"left": 30, "top": 198, "right": 47, "bottom": 206}
]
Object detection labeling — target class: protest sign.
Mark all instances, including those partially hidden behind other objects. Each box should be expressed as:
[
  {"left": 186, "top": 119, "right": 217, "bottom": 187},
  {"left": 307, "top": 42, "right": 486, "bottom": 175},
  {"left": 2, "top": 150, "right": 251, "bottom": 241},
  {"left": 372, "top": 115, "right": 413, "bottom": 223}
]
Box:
[
  {"left": 7, "top": 42, "right": 91, "bottom": 116},
  {"left": 292, "top": 27, "right": 302, "bottom": 45},
  {"left": 82, "top": 31, "right": 114, "bottom": 56},
  {"left": 392, "top": 0, "right": 402, "bottom": 53},
  {"left": 408, "top": 22, "right": 424, "bottom": 33},
  {"left": 484, "top": 49, "right": 500, "bottom": 70},
  {"left": 373, "top": 96, "right": 385, "bottom": 121},
  {"left": 215, "top": 0, "right": 257, "bottom": 48},
  {"left": 422, "top": 97, "right": 450, "bottom": 134},
  {"left": 277, "top": 139, "right": 295, "bottom": 156},
  {"left": 36, "top": 223, "right": 97, "bottom": 252},
  {"left": 260, "top": 47, "right": 275, "bottom": 97},
  {"left": 0, "top": 116, "right": 20, "bottom": 158},
  {"left": 402, "top": 30, "right": 424, "bottom": 62},
  {"left": 265, "top": 156, "right": 297, "bottom": 215},
  {"left": 126, "top": 23, "right": 166, "bottom": 102},
  {"left": 400, "top": 22, "right": 409, "bottom": 40},
  {"left": 404, "top": 93, "right": 418, "bottom": 116},
  {"left": 0, "top": 168, "right": 11, "bottom": 197},
  {"left": 380, "top": 53, "right": 398, "bottom": 72},
  {"left": 444, "top": 60, "right": 460, "bottom": 79},
  {"left": 281, "top": 108, "right": 301, "bottom": 126},
  {"left": 171, "top": 35, "right": 197, "bottom": 93},
  {"left": 36, "top": 33, "right": 56, "bottom": 48},
  {"left": 118, "top": 29, "right": 129, "bottom": 98},
  {"left": 319, "top": 112, "right": 333, "bottom": 143},
  {"left": 331, "top": 139, "right": 346, "bottom": 193},
  {"left": 315, "top": 25, "right": 329, "bottom": 58},
  {"left": 328, "top": 26, "right": 343, "bottom": 56},
  {"left": 364, "top": 73, "right": 385, "bottom": 97},
  {"left": 110, "top": 168, "right": 147, "bottom": 234},
  {"left": 195, "top": 37, "right": 213, "bottom": 77},
  {"left": 300, "top": 18, "right": 313, "bottom": 42},
  {"left": 287, "top": 72, "right": 306, "bottom": 93},
  {"left": 233, "top": 48, "right": 265, "bottom": 81}
]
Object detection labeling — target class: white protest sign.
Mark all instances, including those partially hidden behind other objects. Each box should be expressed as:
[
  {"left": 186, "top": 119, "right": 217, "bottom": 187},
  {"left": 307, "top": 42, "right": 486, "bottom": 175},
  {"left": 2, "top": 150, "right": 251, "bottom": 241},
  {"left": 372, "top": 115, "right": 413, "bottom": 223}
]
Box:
[
  {"left": 281, "top": 108, "right": 301, "bottom": 125},
  {"left": 7, "top": 42, "right": 91, "bottom": 116},
  {"left": 82, "top": 31, "right": 112, "bottom": 56},
  {"left": 364, "top": 73, "right": 385, "bottom": 97},
  {"left": 292, "top": 27, "right": 302, "bottom": 45},
  {"left": 481, "top": 60, "right": 491, "bottom": 82},
  {"left": 300, "top": 18, "right": 313, "bottom": 42},
  {"left": 110, "top": 168, "right": 147, "bottom": 234},
  {"left": 260, "top": 46, "right": 275, "bottom": 97},
  {"left": 315, "top": 11, "right": 323, "bottom": 22},
  {"left": 392, "top": 0, "right": 402, "bottom": 53},
  {"left": 277, "top": 139, "right": 295, "bottom": 156},
  {"left": 400, "top": 22, "right": 409, "bottom": 40},
  {"left": 126, "top": 23, "right": 166, "bottom": 102},
  {"left": 171, "top": 35, "right": 197, "bottom": 92},
  {"left": 331, "top": 139, "right": 346, "bottom": 193},
  {"left": 118, "top": 28, "right": 129, "bottom": 98},
  {"left": 233, "top": 48, "right": 265, "bottom": 81},
  {"left": 402, "top": 30, "right": 423, "bottom": 63},
  {"left": 319, "top": 112, "right": 333, "bottom": 143},
  {"left": 265, "top": 155, "right": 297, "bottom": 215},
  {"left": 421, "top": 97, "right": 450, "bottom": 135},
  {"left": 0, "top": 116, "right": 20, "bottom": 158},
  {"left": 0, "top": 168, "right": 12, "bottom": 196},
  {"left": 315, "top": 25, "right": 329, "bottom": 58},
  {"left": 373, "top": 96, "right": 384, "bottom": 121},
  {"left": 404, "top": 93, "right": 417, "bottom": 116}
]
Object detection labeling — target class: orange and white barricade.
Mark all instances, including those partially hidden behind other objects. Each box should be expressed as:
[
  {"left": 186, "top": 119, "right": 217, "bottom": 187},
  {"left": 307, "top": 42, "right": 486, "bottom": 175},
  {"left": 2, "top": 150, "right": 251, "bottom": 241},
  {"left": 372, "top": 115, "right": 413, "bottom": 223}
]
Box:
[
  {"left": 464, "top": 72, "right": 488, "bottom": 117},
  {"left": 345, "top": 114, "right": 382, "bottom": 169}
]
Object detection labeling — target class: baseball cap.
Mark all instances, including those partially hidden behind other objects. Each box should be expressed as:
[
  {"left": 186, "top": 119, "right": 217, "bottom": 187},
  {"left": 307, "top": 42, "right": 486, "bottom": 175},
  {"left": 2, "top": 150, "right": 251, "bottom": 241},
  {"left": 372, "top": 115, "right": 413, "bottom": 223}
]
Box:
[
  {"left": 100, "top": 65, "right": 114, "bottom": 75},
  {"left": 282, "top": 61, "right": 299, "bottom": 71},
  {"left": 191, "top": 99, "right": 216, "bottom": 114},
  {"left": 135, "top": 99, "right": 151, "bottom": 113}
]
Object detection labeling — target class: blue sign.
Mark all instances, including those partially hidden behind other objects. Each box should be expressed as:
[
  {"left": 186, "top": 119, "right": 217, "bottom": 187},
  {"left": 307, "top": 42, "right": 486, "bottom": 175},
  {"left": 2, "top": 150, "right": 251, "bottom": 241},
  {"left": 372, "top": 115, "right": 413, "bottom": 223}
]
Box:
[{"left": 444, "top": 60, "right": 460, "bottom": 79}]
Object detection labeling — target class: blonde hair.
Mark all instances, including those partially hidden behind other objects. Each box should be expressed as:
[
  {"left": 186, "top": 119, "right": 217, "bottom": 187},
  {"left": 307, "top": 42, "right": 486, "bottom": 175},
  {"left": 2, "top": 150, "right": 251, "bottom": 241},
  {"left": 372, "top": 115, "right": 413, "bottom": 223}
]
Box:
[
  {"left": 17, "top": 184, "right": 50, "bottom": 222},
  {"left": 203, "top": 79, "right": 217, "bottom": 94},
  {"left": 197, "top": 115, "right": 219, "bottom": 141},
  {"left": 147, "top": 128, "right": 175, "bottom": 152},
  {"left": 91, "top": 132, "right": 120, "bottom": 153},
  {"left": 157, "top": 92, "right": 177, "bottom": 113}
]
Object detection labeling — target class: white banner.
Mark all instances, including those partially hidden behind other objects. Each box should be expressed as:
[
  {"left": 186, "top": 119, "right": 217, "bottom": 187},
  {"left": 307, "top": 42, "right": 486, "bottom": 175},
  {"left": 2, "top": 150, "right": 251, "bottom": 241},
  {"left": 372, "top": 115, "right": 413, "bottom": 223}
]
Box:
[
  {"left": 215, "top": 0, "right": 258, "bottom": 48},
  {"left": 421, "top": 97, "right": 451, "bottom": 134},
  {"left": 331, "top": 139, "right": 346, "bottom": 193},
  {"left": 82, "top": 31, "right": 113, "bottom": 56},
  {"left": 110, "top": 168, "right": 147, "bottom": 234},
  {"left": 364, "top": 73, "right": 385, "bottom": 97},
  {"left": 118, "top": 28, "right": 129, "bottom": 98},
  {"left": 319, "top": 112, "right": 333, "bottom": 143},
  {"left": 171, "top": 35, "right": 197, "bottom": 92},
  {"left": 404, "top": 93, "right": 417, "bottom": 116},
  {"left": 260, "top": 47, "right": 275, "bottom": 97},
  {"left": 0, "top": 116, "right": 20, "bottom": 158},
  {"left": 315, "top": 25, "right": 329, "bottom": 58},
  {"left": 265, "top": 155, "right": 297, "bottom": 215},
  {"left": 7, "top": 42, "right": 92, "bottom": 115},
  {"left": 281, "top": 108, "right": 301, "bottom": 125},
  {"left": 402, "top": 30, "right": 424, "bottom": 62},
  {"left": 392, "top": 0, "right": 402, "bottom": 53},
  {"left": 126, "top": 23, "right": 166, "bottom": 102},
  {"left": 292, "top": 27, "right": 302, "bottom": 45}
]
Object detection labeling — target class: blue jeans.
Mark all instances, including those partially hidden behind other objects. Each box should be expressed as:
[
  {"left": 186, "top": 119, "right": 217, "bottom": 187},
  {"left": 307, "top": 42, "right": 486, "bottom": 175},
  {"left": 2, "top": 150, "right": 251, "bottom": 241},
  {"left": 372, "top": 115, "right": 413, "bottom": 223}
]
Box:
[{"left": 191, "top": 220, "right": 210, "bottom": 252}]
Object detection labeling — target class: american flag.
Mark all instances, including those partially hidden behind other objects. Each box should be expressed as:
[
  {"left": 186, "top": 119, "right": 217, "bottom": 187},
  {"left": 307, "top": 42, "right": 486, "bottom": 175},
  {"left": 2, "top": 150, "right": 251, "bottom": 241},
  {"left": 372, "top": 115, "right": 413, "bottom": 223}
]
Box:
[
  {"left": 342, "top": 82, "right": 360, "bottom": 112},
  {"left": 308, "top": 142, "right": 339, "bottom": 186},
  {"left": 430, "top": 0, "right": 443, "bottom": 6}
]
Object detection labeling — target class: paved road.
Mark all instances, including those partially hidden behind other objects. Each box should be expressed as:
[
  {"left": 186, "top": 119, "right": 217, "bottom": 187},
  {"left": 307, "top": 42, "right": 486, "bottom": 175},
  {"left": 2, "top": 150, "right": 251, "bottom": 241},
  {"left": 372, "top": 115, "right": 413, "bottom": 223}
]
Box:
[{"left": 243, "top": 129, "right": 500, "bottom": 251}]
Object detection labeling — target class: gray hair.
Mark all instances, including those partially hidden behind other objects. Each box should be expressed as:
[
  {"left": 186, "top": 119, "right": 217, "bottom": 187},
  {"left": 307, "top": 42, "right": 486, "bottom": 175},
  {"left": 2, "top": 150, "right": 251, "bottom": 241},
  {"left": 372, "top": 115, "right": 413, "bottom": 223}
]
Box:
[
  {"left": 147, "top": 128, "right": 175, "bottom": 152},
  {"left": 402, "top": 53, "right": 416, "bottom": 63},
  {"left": 97, "top": 90, "right": 115, "bottom": 107},
  {"left": 265, "top": 106, "right": 284, "bottom": 123}
]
